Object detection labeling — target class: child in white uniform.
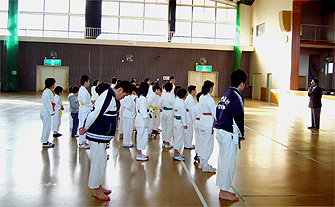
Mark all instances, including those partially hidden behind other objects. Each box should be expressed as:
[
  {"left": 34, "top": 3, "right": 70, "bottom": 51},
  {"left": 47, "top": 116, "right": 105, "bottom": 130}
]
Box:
[
  {"left": 158, "top": 82, "right": 175, "bottom": 148},
  {"left": 78, "top": 75, "right": 92, "bottom": 149},
  {"left": 122, "top": 84, "right": 137, "bottom": 148},
  {"left": 91, "top": 79, "right": 100, "bottom": 104},
  {"left": 79, "top": 81, "right": 133, "bottom": 201},
  {"left": 184, "top": 85, "right": 196, "bottom": 149},
  {"left": 52, "top": 86, "right": 64, "bottom": 137},
  {"left": 135, "top": 82, "right": 150, "bottom": 161},
  {"left": 40, "top": 78, "right": 56, "bottom": 148},
  {"left": 198, "top": 80, "right": 217, "bottom": 173},
  {"left": 214, "top": 70, "right": 247, "bottom": 201},
  {"left": 192, "top": 92, "right": 202, "bottom": 161},
  {"left": 147, "top": 84, "right": 161, "bottom": 138},
  {"left": 173, "top": 88, "right": 188, "bottom": 161}
]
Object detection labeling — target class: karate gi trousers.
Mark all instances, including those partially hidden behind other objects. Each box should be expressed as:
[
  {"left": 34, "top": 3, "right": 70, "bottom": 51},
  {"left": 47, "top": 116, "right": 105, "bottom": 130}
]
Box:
[
  {"left": 136, "top": 127, "right": 148, "bottom": 151},
  {"left": 40, "top": 113, "right": 52, "bottom": 143},
  {"left": 184, "top": 113, "right": 193, "bottom": 148},
  {"left": 198, "top": 127, "right": 214, "bottom": 161},
  {"left": 215, "top": 129, "right": 238, "bottom": 191},
  {"left": 161, "top": 111, "right": 174, "bottom": 143},
  {"left": 123, "top": 117, "right": 134, "bottom": 146},
  {"left": 173, "top": 119, "right": 185, "bottom": 152},
  {"left": 52, "top": 113, "right": 61, "bottom": 132},
  {"left": 88, "top": 142, "right": 108, "bottom": 189}
]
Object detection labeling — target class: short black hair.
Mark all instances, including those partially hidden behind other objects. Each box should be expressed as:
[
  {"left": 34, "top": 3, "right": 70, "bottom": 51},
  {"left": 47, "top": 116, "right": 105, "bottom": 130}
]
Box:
[
  {"left": 164, "top": 82, "right": 173, "bottom": 92},
  {"left": 68, "top": 85, "right": 74, "bottom": 93},
  {"left": 170, "top": 76, "right": 175, "bottom": 80},
  {"left": 111, "top": 77, "right": 117, "bottom": 84},
  {"left": 96, "top": 83, "right": 111, "bottom": 95},
  {"left": 187, "top": 85, "right": 196, "bottom": 94},
  {"left": 81, "top": 75, "right": 90, "bottom": 86},
  {"left": 196, "top": 92, "right": 202, "bottom": 102},
  {"left": 174, "top": 85, "right": 182, "bottom": 96},
  {"left": 115, "top": 81, "right": 134, "bottom": 94},
  {"left": 201, "top": 80, "right": 214, "bottom": 95},
  {"left": 153, "top": 84, "right": 161, "bottom": 92},
  {"left": 176, "top": 88, "right": 187, "bottom": 99},
  {"left": 54, "top": 86, "right": 63, "bottom": 95},
  {"left": 44, "top": 78, "right": 56, "bottom": 89},
  {"left": 138, "top": 82, "right": 149, "bottom": 97},
  {"left": 231, "top": 69, "right": 247, "bottom": 87},
  {"left": 93, "top": 79, "right": 99, "bottom": 86},
  {"left": 72, "top": 86, "right": 79, "bottom": 93},
  {"left": 144, "top": 78, "right": 150, "bottom": 83},
  {"left": 313, "top": 79, "right": 319, "bottom": 84}
]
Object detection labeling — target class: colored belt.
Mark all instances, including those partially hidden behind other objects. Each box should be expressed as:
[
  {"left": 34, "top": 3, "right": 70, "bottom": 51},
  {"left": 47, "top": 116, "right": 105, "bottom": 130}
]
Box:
[
  {"left": 175, "top": 116, "right": 181, "bottom": 120},
  {"left": 163, "top": 107, "right": 173, "bottom": 110},
  {"left": 80, "top": 102, "right": 85, "bottom": 106},
  {"left": 195, "top": 117, "right": 200, "bottom": 120},
  {"left": 186, "top": 109, "right": 189, "bottom": 112},
  {"left": 203, "top": 113, "right": 212, "bottom": 115},
  {"left": 150, "top": 105, "right": 158, "bottom": 116}
]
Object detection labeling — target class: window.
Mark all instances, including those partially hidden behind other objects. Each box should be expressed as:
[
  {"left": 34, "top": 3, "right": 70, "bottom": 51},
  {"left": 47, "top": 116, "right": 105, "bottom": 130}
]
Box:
[
  {"left": 256, "top": 23, "right": 265, "bottom": 37},
  {"left": 45, "top": 0, "right": 69, "bottom": 13}
]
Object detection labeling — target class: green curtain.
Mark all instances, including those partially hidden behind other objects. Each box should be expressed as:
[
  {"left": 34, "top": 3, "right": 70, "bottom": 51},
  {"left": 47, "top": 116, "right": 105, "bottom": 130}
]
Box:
[
  {"left": 5, "top": 0, "right": 19, "bottom": 91},
  {"left": 233, "top": 1, "right": 241, "bottom": 71}
]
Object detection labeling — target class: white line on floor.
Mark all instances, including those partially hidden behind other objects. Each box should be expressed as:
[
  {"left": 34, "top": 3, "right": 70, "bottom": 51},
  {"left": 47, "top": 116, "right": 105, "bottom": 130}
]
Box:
[
  {"left": 245, "top": 126, "right": 333, "bottom": 170},
  {"left": 181, "top": 161, "right": 208, "bottom": 207}
]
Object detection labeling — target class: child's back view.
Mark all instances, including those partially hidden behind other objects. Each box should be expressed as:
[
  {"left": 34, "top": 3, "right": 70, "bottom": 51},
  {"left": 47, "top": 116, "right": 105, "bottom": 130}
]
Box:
[{"left": 159, "top": 82, "right": 175, "bottom": 148}]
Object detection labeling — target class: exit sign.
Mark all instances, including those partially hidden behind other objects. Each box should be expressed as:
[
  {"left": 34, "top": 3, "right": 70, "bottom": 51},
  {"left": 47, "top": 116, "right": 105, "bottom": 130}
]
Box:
[
  {"left": 44, "top": 59, "right": 61, "bottom": 66},
  {"left": 196, "top": 65, "right": 212, "bottom": 72}
]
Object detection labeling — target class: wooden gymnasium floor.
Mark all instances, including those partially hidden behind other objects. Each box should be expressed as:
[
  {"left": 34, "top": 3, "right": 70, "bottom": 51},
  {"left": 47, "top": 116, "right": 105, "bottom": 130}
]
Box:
[{"left": 0, "top": 91, "right": 334, "bottom": 207}]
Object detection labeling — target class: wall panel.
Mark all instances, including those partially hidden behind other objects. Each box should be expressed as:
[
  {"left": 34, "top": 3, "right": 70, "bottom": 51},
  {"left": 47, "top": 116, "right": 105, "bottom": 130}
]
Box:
[{"left": 1, "top": 41, "right": 250, "bottom": 96}]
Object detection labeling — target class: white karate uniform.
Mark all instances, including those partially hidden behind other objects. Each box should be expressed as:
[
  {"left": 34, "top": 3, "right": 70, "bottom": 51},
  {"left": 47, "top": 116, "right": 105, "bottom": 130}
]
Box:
[
  {"left": 153, "top": 95, "right": 161, "bottom": 131},
  {"left": 159, "top": 92, "right": 175, "bottom": 143},
  {"left": 78, "top": 86, "right": 92, "bottom": 144},
  {"left": 135, "top": 95, "right": 149, "bottom": 151},
  {"left": 52, "top": 94, "right": 63, "bottom": 132},
  {"left": 40, "top": 88, "right": 54, "bottom": 143},
  {"left": 184, "top": 94, "right": 195, "bottom": 148},
  {"left": 192, "top": 103, "right": 202, "bottom": 154},
  {"left": 173, "top": 97, "right": 187, "bottom": 152},
  {"left": 198, "top": 93, "right": 216, "bottom": 161},
  {"left": 118, "top": 100, "right": 125, "bottom": 135},
  {"left": 91, "top": 86, "right": 99, "bottom": 102},
  {"left": 68, "top": 93, "right": 74, "bottom": 128},
  {"left": 122, "top": 94, "right": 136, "bottom": 146},
  {"left": 215, "top": 121, "right": 240, "bottom": 191},
  {"left": 147, "top": 93, "right": 158, "bottom": 134}
]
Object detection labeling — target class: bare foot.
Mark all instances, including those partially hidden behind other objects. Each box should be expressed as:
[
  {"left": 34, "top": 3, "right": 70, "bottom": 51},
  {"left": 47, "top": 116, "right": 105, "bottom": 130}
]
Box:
[
  {"left": 102, "top": 187, "right": 112, "bottom": 195},
  {"left": 219, "top": 190, "right": 239, "bottom": 201},
  {"left": 94, "top": 188, "right": 110, "bottom": 201}
]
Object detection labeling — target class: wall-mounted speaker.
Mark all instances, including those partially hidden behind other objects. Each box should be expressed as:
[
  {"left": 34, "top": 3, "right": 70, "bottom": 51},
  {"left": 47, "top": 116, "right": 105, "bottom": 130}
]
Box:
[{"left": 279, "top": 10, "right": 292, "bottom": 32}]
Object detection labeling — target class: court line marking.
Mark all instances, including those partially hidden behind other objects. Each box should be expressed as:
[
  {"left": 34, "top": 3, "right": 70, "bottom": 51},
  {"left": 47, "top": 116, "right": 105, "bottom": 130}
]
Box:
[
  {"left": 246, "top": 119, "right": 334, "bottom": 155},
  {"left": 0, "top": 106, "right": 20, "bottom": 112},
  {"left": 245, "top": 126, "right": 334, "bottom": 170},
  {"left": 181, "top": 161, "right": 208, "bottom": 207}
]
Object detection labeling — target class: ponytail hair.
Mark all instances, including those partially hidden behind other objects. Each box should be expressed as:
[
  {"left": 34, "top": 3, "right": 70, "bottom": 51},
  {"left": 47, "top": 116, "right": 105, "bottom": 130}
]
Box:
[
  {"left": 138, "top": 82, "right": 149, "bottom": 97},
  {"left": 201, "top": 80, "right": 214, "bottom": 95}
]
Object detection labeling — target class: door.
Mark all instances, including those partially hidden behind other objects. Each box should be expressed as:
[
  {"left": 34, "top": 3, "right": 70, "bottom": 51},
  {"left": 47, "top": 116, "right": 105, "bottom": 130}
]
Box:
[
  {"left": 188, "top": 71, "right": 218, "bottom": 97},
  {"left": 252, "top": 73, "right": 261, "bottom": 100},
  {"left": 36, "top": 65, "right": 69, "bottom": 91}
]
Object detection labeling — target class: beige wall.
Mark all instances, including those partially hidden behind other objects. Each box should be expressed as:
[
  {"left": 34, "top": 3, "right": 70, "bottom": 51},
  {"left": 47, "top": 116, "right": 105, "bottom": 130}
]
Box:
[{"left": 250, "top": 0, "right": 293, "bottom": 90}]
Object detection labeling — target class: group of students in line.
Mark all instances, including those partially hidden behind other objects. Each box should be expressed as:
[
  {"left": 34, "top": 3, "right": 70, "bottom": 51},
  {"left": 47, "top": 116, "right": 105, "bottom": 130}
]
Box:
[{"left": 39, "top": 69, "right": 247, "bottom": 202}]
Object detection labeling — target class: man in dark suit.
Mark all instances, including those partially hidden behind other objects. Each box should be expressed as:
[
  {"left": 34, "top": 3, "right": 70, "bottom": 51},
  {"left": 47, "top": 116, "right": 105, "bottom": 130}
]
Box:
[{"left": 308, "top": 79, "right": 322, "bottom": 131}]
